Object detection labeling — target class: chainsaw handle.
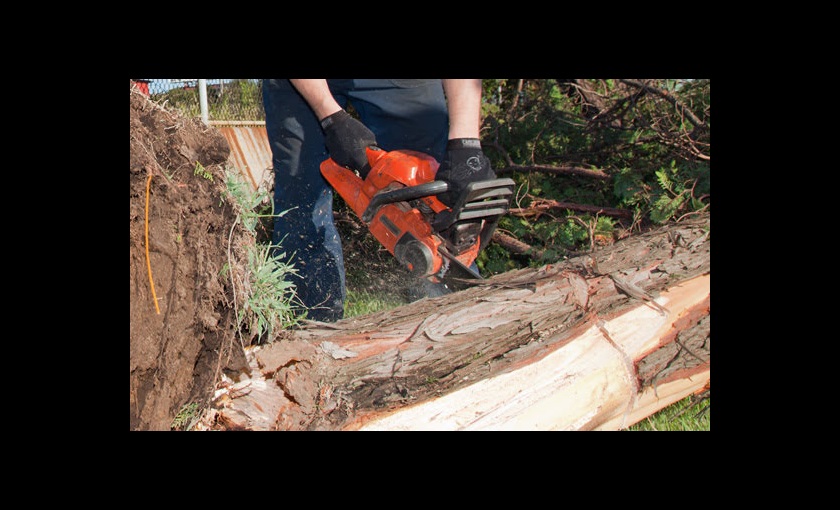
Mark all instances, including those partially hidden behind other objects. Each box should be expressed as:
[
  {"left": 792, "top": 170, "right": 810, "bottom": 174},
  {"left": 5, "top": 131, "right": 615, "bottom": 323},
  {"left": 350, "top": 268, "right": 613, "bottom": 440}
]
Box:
[{"left": 361, "top": 181, "right": 449, "bottom": 223}]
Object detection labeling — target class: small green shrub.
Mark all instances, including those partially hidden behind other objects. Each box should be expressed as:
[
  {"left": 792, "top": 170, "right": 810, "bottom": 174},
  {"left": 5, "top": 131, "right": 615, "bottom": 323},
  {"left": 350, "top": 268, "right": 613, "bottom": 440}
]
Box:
[
  {"left": 225, "top": 168, "right": 303, "bottom": 340},
  {"left": 171, "top": 402, "right": 200, "bottom": 430},
  {"left": 242, "top": 242, "right": 301, "bottom": 339}
]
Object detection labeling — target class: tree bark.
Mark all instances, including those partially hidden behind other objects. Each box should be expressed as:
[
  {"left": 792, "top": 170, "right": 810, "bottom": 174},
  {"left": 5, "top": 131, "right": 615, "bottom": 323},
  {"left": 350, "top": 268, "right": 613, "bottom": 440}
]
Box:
[
  {"left": 510, "top": 198, "right": 633, "bottom": 220},
  {"left": 491, "top": 231, "right": 544, "bottom": 259},
  {"left": 200, "top": 213, "right": 710, "bottom": 431}
]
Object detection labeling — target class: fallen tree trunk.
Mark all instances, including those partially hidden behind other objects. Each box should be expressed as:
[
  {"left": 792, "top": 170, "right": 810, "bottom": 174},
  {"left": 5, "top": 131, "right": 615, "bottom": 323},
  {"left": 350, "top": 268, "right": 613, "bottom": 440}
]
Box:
[{"left": 199, "top": 213, "right": 710, "bottom": 431}]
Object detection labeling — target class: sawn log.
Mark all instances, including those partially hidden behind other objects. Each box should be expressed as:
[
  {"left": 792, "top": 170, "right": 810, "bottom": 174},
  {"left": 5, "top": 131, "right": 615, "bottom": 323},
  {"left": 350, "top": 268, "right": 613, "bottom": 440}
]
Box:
[{"left": 200, "top": 213, "right": 710, "bottom": 431}]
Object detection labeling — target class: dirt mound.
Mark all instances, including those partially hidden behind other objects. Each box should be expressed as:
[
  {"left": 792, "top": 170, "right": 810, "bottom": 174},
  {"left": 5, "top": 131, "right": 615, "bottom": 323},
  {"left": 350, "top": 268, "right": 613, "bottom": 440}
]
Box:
[{"left": 129, "top": 82, "right": 248, "bottom": 431}]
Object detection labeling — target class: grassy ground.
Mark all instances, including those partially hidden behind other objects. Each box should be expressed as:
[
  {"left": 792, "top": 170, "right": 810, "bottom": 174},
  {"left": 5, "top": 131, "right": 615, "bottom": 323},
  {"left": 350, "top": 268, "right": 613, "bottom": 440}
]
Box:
[
  {"left": 345, "top": 288, "right": 408, "bottom": 318},
  {"left": 627, "top": 393, "right": 710, "bottom": 431}
]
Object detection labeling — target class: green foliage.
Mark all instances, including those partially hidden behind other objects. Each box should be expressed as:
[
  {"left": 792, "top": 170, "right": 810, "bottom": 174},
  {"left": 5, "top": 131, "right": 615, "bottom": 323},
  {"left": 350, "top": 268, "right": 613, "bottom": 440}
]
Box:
[
  {"left": 476, "top": 242, "right": 520, "bottom": 275},
  {"left": 157, "top": 87, "right": 201, "bottom": 118},
  {"left": 193, "top": 161, "right": 213, "bottom": 181},
  {"left": 650, "top": 160, "right": 710, "bottom": 223},
  {"left": 615, "top": 158, "right": 710, "bottom": 225},
  {"left": 477, "top": 79, "right": 710, "bottom": 273},
  {"left": 558, "top": 219, "right": 589, "bottom": 250},
  {"left": 225, "top": 170, "right": 277, "bottom": 234},
  {"left": 483, "top": 79, "right": 591, "bottom": 170},
  {"left": 224, "top": 168, "right": 302, "bottom": 340},
  {"left": 242, "top": 241, "right": 301, "bottom": 338},
  {"left": 344, "top": 288, "right": 406, "bottom": 318},
  {"left": 152, "top": 79, "right": 264, "bottom": 121},
  {"left": 627, "top": 394, "right": 710, "bottom": 431},
  {"left": 227, "top": 80, "right": 265, "bottom": 120},
  {"left": 613, "top": 167, "right": 648, "bottom": 211},
  {"left": 171, "top": 402, "right": 201, "bottom": 430},
  {"left": 594, "top": 215, "right": 617, "bottom": 237}
]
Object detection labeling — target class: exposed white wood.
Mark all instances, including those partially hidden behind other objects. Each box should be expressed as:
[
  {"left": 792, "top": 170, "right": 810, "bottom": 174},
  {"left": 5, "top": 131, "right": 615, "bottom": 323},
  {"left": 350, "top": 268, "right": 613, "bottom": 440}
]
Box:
[{"left": 356, "top": 274, "right": 710, "bottom": 431}]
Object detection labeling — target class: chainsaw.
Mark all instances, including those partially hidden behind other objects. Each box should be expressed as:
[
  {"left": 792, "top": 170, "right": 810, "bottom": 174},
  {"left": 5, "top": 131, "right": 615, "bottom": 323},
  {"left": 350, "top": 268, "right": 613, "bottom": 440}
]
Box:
[{"left": 320, "top": 146, "right": 515, "bottom": 290}]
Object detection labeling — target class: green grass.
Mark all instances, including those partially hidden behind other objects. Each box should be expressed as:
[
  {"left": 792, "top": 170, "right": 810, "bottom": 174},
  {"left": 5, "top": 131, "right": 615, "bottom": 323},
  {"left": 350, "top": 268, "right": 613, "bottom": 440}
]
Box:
[
  {"left": 171, "top": 402, "right": 201, "bottom": 430},
  {"left": 627, "top": 394, "right": 710, "bottom": 431},
  {"left": 242, "top": 242, "right": 301, "bottom": 338},
  {"left": 224, "top": 167, "right": 303, "bottom": 339},
  {"left": 344, "top": 288, "right": 407, "bottom": 318}
]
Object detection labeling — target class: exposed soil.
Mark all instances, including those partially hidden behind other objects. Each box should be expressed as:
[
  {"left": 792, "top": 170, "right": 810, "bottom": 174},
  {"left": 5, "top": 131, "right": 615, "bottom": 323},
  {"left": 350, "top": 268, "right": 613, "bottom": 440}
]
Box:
[
  {"left": 130, "top": 83, "right": 421, "bottom": 431},
  {"left": 130, "top": 83, "right": 248, "bottom": 431}
]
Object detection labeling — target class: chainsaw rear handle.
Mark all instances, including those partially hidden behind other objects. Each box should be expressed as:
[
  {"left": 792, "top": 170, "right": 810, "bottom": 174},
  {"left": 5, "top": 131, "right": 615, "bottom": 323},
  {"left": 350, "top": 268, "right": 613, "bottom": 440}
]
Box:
[{"left": 361, "top": 181, "right": 449, "bottom": 223}]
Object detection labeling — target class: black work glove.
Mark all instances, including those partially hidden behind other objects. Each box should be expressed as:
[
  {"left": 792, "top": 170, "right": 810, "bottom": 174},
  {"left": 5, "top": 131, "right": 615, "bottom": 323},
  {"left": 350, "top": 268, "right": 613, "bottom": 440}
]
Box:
[
  {"left": 320, "top": 109, "right": 377, "bottom": 176},
  {"left": 435, "top": 138, "right": 496, "bottom": 207}
]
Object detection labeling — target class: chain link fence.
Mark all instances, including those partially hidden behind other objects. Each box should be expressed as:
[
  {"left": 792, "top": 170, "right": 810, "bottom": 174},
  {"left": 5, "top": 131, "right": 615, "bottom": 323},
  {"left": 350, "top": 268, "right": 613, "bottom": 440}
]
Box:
[{"left": 134, "top": 79, "right": 265, "bottom": 122}]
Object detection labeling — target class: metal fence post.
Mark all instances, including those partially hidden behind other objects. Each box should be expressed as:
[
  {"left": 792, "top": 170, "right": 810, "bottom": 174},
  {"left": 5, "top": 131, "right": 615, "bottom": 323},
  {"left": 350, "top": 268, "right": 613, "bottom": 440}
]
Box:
[{"left": 198, "top": 79, "right": 209, "bottom": 125}]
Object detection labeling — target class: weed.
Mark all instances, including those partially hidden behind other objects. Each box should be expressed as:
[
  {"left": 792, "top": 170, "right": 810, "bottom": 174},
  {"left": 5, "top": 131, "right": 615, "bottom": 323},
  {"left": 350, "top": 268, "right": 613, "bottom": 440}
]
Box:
[
  {"left": 225, "top": 170, "right": 285, "bottom": 234},
  {"left": 171, "top": 402, "right": 200, "bottom": 430},
  {"left": 194, "top": 161, "right": 213, "bottom": 181},
  {"left": 242, "top": 241, "right": 302, "bottom": 339},
  {"left": 224, "top": 168, "right": 303, "bottom": 341}
]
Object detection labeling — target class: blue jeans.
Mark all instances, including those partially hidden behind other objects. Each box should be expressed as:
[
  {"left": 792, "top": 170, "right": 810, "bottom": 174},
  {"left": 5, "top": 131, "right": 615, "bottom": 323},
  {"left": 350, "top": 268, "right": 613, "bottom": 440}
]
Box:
[{"left": 262, "top": 79, "right": 449, "bottom": 321}]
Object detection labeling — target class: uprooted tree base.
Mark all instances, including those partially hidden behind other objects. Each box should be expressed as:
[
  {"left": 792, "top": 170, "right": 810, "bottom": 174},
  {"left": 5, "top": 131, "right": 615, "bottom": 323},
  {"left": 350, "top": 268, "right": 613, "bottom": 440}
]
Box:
[{"left": 130, "top": 84, "right": 249, "bottom": 431}]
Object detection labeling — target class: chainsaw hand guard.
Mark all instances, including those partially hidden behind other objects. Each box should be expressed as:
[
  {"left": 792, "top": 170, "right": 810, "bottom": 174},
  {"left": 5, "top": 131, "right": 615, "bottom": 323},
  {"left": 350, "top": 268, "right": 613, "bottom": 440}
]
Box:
[{"left": 432, "top": 178, "right": 516, "bottom": 254}]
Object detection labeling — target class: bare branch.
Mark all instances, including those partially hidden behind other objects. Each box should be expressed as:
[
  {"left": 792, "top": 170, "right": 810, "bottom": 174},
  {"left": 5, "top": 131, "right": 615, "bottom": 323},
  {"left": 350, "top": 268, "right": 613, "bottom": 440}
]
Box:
[
  {"left": 510, "top": 79, "right": 524, "bottom": 110},
  {"left": 619, "top": 79, "right": 707, "bottom": 129},
  {"left": 510, "top": 199, "right": 633, "bottom": 220},
  {"left": 496, "top": 163, "right": 610, "bottom": 181},
  {"left": 492, "top": 231, "right": 543, "bottom": 259},
  {"left": 481, "top": 117, "right": 515, "bottom": 168}
]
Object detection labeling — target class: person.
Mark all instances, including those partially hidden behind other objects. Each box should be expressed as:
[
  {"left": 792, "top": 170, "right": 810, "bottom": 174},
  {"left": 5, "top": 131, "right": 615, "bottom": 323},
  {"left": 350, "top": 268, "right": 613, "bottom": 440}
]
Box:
[{"left": 262, "top": 79, "right": 496, "bottom": 322}]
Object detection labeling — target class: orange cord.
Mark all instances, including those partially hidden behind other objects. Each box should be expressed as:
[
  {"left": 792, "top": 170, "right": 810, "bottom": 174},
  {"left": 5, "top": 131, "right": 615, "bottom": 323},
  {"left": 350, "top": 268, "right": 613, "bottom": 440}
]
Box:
[{"left": 145, "top": 173, "right": 161, "bottom": 315}]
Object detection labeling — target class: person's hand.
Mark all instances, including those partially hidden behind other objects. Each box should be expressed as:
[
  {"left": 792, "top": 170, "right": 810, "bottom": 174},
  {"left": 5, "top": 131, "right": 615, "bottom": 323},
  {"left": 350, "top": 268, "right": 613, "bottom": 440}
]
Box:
[
  {"left": 435, "top": 138, "right": 496, "bottom": 207},
  {"left": 320, "top": 109, "right": 377, "bottom": 176}
]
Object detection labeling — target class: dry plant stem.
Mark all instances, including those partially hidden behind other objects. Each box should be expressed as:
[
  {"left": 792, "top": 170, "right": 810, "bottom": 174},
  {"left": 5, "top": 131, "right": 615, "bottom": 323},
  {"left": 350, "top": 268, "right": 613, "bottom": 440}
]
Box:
[
  {"left": 569, "top": 215, "right": 596, "bottom": 253},
  {"left": 618, "top": 79, "right": 706, "bottom": 129},
  {"left": 509, "top": 198, "right": 632, "bottom": 220},
  {"left": 214, "top": 217, "right": 247, "bottom": 392},
  {"left": 497, "top": 163, "right": 610, "bottom": 181},
  {"left": 227, "top": 218, "right": 242, "bottom": 348},
  {"left": 145, "top": 172, "right": 161, "bottom": 315}
]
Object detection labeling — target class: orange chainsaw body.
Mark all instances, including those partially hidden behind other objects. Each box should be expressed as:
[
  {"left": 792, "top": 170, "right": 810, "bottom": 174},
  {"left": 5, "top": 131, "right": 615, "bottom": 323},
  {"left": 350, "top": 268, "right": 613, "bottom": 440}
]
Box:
[{"left": 320, "top": 147, "right": 480, "bottom": 279}]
